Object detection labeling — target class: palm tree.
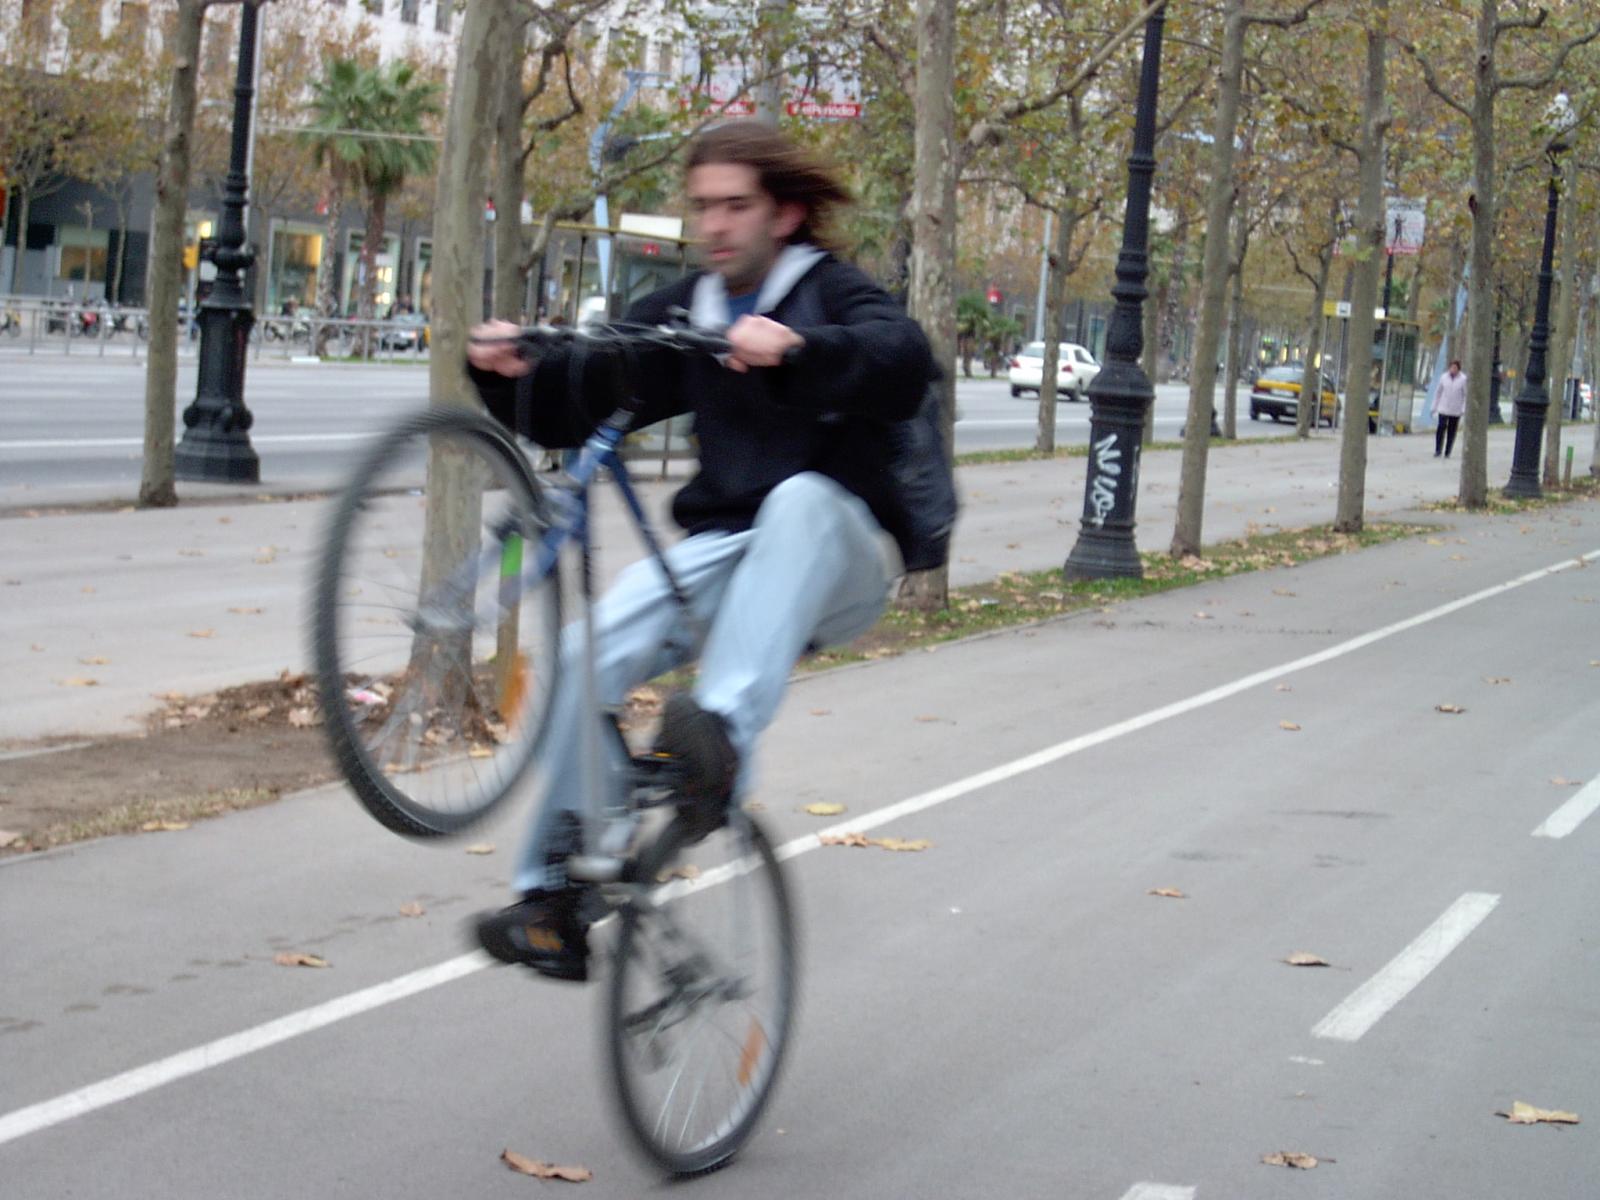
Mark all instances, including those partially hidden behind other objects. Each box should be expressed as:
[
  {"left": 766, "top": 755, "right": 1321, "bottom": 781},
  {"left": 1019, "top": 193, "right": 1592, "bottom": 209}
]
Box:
[{"left": 304, "top": 58, "right": 442, "bottom": 329}]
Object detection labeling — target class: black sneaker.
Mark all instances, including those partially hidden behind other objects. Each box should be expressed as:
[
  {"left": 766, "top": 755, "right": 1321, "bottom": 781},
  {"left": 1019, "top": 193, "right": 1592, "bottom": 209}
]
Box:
[
  {"left": 654, "top": 694, "right": 739, "bottom": 834},
  {"left": 474, "top": 888, "right": 590, "bottom": 982}
]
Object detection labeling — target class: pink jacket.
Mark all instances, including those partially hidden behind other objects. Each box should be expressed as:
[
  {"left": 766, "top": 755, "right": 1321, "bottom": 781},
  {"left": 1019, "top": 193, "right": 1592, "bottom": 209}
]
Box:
[{"left": 1435, "top": 370, "right": 1468, "bottom": 417}]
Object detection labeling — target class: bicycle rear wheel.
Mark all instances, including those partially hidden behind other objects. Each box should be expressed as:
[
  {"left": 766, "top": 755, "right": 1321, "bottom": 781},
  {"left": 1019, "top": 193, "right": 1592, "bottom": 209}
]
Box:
[
  {"left": 312, "top": 408, "right": 562, "bottom": 837},
  {"left": 606, "top": 811, "right": 796, "bottom": 1176}
]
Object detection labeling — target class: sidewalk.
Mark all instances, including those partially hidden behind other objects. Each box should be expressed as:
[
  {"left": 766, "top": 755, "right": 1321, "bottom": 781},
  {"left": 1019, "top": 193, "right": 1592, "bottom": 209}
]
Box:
[{"left": 0, "top": 426, "right": 1567, "bottom": 743}]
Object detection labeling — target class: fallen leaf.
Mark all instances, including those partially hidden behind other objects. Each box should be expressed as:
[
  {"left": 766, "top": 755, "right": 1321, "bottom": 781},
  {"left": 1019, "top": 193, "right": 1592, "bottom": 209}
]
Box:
[
  {"left": 1279, "top": 720, "right": 1302, "bottom": 732},
  {"left": 875, "top": 838, "right": 932, "bottom": 852},
  {"left": 1498, "top": 1101, "right": 1580, "bottom": 1125},
  {"left": 1193, "top": 611, "right": 1213, "bottom": 620},
  {"left": 1274, "top": 684, "right": 1292, "bottom": 692},
  {"left": 178, "top": 548, "right": 205, "bottom": 557},
  {"left": 30, "top": 643, "right": 44, "bottom": 652},
  {"left": 139, "top": 820, "right": 190, "bottom": 833},
  {"left": 466, "top": 745, "right": 494, "bottom": 759},
  {"left": 399, "top": 902, "right": 425, "bottom": 918},
  {"left": 1483, "top": 676, "right": 1511, "bottom": 685},
  {"left": 60, "top": 677, "right": 99, "bottom": 688},
  {"left": 81, "top": 586, "right": 96, "bottom": 593},
  {"left": 742, "top": 800, "right": 766, "bottom": 812},
  {"left": 808, "top": 708, "right": 832, "bottom": 716},
  {"left": 1435, "top": 704, "right": 1466, "bottom": 714},
  {"left": 802, "top": 802, "right": 847, "bottom": 816},
  {"left": 1272, "top": 588, "right": 1297, "bottom": 597},
  {"left": 1284, "top": 952, "right": 1330, "bottom": 967},
  {"left": 465, "top": 843, "right": 495, "bottom": 855},
  {"left": 500, "top": 1150, "right": 592, "bottom": 1182},
  {"left": 287, "top": 707, "right": 318, "bottom": 728},
  {"left": 1147, "top": 887, "right": 1186, "bottom": 899},
  {"left": 187, "top": 629, "right": 216, "bottom": 639},
  {"left": 913, "top": 715, "right": 946, "bottom": 723},
  {"left": 819, "top": 832, "right": 930, "bottom": 852},
  {"left": 1261, "top": 1151, "right": 1319, "bottom": 1169},
  {"left": 1426, "top": 537, "right": 1446, "bottom": 546},
  {"left": 273, "top": 952, "right": 329, "bottom": 968},
  {"left": 1590, "top": 661, "right": 1600, "bottom": 668},
  {"left": 1550, "top": 777, "right": 1583, "bottom": 787},
  {"left": 228, "top": 606, "right": 263, "bottom": 615},
  {"left": 78, "top": 655, "right": 110, "bottom": 665},
  {"left": 1449, "top": 554, "right": 1468, "bottom": 561},
  {"left": 0, "top": 830, "right": 22, "bottom": 849}
]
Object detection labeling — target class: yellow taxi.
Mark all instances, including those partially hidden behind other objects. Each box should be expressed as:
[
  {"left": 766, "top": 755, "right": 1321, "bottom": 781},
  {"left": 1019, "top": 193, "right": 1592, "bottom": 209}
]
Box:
[{"left": 1249, "top": 365, "right": 1338, "bottom": 427}]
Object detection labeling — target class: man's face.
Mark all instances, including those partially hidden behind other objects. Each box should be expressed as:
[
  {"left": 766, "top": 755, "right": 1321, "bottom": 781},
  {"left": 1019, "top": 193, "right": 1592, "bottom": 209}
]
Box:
[{"left": 687, "top": 163, "right": 803, "bottom": 295}]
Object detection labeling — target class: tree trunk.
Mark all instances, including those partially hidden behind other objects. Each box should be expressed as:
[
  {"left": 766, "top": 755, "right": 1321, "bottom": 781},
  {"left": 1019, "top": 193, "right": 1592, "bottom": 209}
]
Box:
[
  {"left": 1296, "top": 247, "right": 1334, "bottom": 438},
  {"left": 1222, "top": 209, "right": 1250, "bottom": 440},
  {"left": 139, "top": 0, "right": 208, "bottom": 509},
  {"left": 898, "top": 0, "right": 957, "bottom": 612},
  {"left": 317, "top": 173, "right": 344, "bottom": 315},
  {"left": 1543, "top": 148, "right": 1579, "bottom": 487},
  {"left": 1335, "top": 2, "right": 1387, "bottom": 533},
  {"left": 1036, "top": 200, "right": 1078, "bottom": 454},
  {"left": 492, "top": 27, "right": 527, "bottom": 320},
  {"left": 1459, "top": 0, "right": 1498, "bottom": 508},
  {"left": 1170, "top": 0, "right": 1245, "bottom": 557},
  {"left": 360, "top": 188, "right": 386, "bottom": 324},
  {"left": 9, "top": 187, "right": 32, "bottom": 295}
]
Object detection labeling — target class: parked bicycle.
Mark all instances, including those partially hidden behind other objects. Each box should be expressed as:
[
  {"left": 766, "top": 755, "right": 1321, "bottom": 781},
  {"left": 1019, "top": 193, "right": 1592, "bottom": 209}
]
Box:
[{"left": 312, "top": 320, "right": 796, "bottom": 1176}]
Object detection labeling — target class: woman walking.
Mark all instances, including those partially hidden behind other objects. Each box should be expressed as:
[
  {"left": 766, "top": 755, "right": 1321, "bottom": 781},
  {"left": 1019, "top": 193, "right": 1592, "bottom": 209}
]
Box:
[{"left": 1435, "top": 359, "right": 1467, "bottom": 458}]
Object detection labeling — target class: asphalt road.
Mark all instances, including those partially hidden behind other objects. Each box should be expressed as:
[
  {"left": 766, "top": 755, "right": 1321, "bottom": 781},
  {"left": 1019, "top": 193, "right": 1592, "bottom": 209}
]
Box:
[
  {"left": 0, "top": 354, "right": 1280, "bottom": 507},
  {"left": 3, "top": 502, "right": 1599, "bottom": 1197}
]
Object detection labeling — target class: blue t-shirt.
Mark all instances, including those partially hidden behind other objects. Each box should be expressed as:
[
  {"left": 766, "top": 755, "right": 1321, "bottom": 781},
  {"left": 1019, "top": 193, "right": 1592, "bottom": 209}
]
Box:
[{"left": 725, "top": 290, "right": 761, "bottom": 324}]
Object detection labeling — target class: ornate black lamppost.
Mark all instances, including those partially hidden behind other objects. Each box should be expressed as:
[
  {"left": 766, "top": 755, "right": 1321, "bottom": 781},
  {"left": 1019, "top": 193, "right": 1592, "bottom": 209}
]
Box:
[
  {"left": 1504, "top": 94, "right": 1575, "bottom": 500},
  {"left": 176, "top": 1, "right": 262, "bottom": 483},
  {"left": 1065, "top": 4, "right": 1165, "bottom": 580}
]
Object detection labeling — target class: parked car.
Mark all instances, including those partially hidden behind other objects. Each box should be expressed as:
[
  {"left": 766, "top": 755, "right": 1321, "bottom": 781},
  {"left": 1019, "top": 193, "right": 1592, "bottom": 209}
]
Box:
[
  {"left": 1249, "top": 364, "right": 1338, "bottom": 426},
  {"left": 378, "top": 312, "right": 430, "bottom": 351},
  {"left": 1007, "top": 341, "right": 1101, "bottom": 401}
]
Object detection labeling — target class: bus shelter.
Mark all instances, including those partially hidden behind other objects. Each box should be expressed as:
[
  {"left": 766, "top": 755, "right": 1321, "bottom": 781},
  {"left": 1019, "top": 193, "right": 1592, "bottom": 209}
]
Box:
[{"left": 1371, "top": 318, "right": 1420, "bottom": 434}]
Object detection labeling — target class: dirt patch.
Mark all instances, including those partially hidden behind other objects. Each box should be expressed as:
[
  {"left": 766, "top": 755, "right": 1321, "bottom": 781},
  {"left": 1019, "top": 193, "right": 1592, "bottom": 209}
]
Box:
[
  {"left": 0, "top": 674, "right": 670, "bottom": 857},
  {"left": 0, "top": 673, "right": 338, "bottom": 854}
]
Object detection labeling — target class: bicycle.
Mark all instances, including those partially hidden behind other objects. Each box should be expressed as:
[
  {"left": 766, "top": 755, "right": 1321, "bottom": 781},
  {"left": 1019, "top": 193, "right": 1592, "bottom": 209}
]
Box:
[{"left": 311, "top": 321, "right": 796, "bottom": 1176}]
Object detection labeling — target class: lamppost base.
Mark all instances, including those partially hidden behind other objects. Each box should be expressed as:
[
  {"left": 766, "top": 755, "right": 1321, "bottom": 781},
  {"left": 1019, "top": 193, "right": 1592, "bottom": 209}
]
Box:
[
  {"left": 174, "top": 429, "right": 261, "bottom": 483},
  {"left": 1064, "top": 530, "right": 1143, "bottom": 581}
]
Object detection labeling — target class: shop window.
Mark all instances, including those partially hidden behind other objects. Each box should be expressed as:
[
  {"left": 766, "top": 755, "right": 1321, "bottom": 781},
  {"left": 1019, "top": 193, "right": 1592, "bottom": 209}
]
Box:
[
  {"left": 400, "top": 0, "right": 418, "bottom": 23},
  {"left": 56, "top": 226, "right": 110, "bottom": 286},
  {"left": 434, "top": 1, "right": 451, "bottom": 34}
]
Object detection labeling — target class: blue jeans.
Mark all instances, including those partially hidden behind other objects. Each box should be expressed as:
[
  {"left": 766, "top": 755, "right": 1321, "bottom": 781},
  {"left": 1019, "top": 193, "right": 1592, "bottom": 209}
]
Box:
[{"left": 513, "top": 472, "right": 895, "bottom": 892}]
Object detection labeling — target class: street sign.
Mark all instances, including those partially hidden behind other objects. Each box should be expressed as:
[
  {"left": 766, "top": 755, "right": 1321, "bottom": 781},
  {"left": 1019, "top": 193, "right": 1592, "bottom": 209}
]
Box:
[
  {"left": 1386, "top": 199, "right": 1426, "bottom": 256},
  {"left": 1322, "top": 299, "right": 1353, "bottom": 318}
]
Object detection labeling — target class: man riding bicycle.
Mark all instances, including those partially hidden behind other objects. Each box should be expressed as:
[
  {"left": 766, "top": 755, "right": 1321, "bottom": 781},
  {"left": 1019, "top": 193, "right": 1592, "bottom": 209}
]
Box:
[{"left": 465, "top": 122, "right": 948, "bottom": 981}]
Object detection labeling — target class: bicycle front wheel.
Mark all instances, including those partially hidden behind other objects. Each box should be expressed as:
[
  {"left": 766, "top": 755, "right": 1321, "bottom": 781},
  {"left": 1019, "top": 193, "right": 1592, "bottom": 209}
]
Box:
[
  {"left": 312, "top": 408, "right": 562, "bottom": 837},
  {"left": 607, "top": 812, "right": 797, "bottom": 1176}
]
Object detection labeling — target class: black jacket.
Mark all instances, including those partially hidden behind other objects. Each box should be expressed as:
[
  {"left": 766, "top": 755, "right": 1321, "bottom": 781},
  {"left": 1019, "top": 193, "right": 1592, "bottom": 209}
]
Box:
[{"left": 469, "top": 253, "right": 945, "bottom": 568}]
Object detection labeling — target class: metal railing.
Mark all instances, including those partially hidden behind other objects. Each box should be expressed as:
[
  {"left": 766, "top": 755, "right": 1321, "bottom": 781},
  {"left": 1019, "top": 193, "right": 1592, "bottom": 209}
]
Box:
[{"left": 0, "top": 297, "right": 433, "bottom": 364}]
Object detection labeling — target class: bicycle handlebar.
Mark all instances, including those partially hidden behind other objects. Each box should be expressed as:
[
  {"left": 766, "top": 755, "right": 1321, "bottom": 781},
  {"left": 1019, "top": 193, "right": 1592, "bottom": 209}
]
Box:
[{"left": 471, "top": 320, "right": 734, "bottom": 360}]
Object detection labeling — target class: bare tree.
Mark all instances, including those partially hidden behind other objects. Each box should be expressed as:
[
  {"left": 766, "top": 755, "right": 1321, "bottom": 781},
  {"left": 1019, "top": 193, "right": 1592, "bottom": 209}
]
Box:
[
  {"left": 1403, "top": 2, "right": 1600, "bottom": 506},
  {"left": 900, "top": 0, "right": 958, "bottom": 611},
  {"left": 139, "top": 0, "right": 225, "bottom": 509}
]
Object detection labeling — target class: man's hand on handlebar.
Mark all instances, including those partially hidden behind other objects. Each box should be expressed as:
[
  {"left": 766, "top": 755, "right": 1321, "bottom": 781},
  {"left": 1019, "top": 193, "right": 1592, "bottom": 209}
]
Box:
[
  {"left": 467, "top": 319, "right": 532, "bottom": 378},
  {"left": 723, "top": 315, "right": 803, "bottom": 374}
]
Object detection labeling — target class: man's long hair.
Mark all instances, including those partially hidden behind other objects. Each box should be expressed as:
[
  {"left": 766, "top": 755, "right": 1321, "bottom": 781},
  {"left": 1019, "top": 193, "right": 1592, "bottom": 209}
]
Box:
[{"left": 685, "top": 122, "right": 852, "bottom": 252}]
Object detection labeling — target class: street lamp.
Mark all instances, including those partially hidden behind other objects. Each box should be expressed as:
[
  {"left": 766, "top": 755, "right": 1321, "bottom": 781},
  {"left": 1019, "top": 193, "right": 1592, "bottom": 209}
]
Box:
[
  {"left": 175, "top": 0, "right": 263, "bottom": 484},
  {"left": 1504, "top": 92, "right": 1577, "bottom": 500},
  {"left": 1064, "top": 4, "right": 1165, "bottom": 580}
]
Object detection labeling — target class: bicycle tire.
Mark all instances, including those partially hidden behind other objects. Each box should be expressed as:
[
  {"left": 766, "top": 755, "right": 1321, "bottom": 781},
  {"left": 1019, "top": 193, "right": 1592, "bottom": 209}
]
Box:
[
  {"left": 312, "top": 408, "right": 562, "bottom": 837},
  {"left": 606, "top": 811, "right": 797, "bottom": 1176}
]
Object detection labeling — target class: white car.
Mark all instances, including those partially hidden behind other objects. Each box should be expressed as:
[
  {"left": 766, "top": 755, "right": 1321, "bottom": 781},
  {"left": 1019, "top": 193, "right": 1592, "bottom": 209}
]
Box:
[{"left": 1007, "top": 341, "right": 1101, "bottom": 401}]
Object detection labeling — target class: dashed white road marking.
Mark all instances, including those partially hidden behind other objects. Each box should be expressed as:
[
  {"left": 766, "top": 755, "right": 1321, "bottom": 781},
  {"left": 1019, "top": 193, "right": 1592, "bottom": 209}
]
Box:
[
  {"left": 1119, "top": 1184, "right": 1197, "bottom": 1200},
  {"left": 1, "top": 549, "right": 1594, "bottom": 1148},
  {"left": 1313, "top": 893, "right": 1501, "bottom": 1042},
  {"left": 1288, "top": 1055, "right": 1325, "bottom": 1066},
  {"left": 1532, "top": 778, "right": 1600, "bottom": 839}
]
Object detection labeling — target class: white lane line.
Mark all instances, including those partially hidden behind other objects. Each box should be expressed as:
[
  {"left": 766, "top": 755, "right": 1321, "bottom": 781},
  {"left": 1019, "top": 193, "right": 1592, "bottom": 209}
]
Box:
[
  {"left": 1312, "top": 892, "right": 1501, "bottom": 1043},
  {"left": 1, "top": 548, "right": 1594, "bottom": 1147},
  {"left": 0, "top": 954, "right": 484, "bottom": 1149},
  {"left": 0, "top": 434, "right": 378, "bottom": 451},
  {"left": 1119, "top": 1185, "right": 1196, "bottom": 1200},
  {"left": 1532, "top": 778, "right": 1600, "bottom": 839}
]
